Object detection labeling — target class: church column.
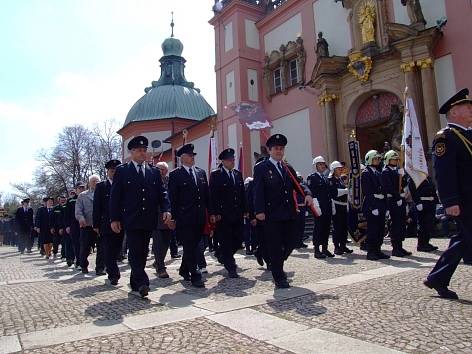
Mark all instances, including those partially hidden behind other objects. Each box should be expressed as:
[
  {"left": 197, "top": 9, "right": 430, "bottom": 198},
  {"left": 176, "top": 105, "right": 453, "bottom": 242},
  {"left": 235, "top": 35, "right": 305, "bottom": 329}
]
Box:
[
  {"left": 417, "top": 57, "right": 441, "bottom": 149},
  {"left": 319, "top": 92, "right": 339, "bottom": 161}
]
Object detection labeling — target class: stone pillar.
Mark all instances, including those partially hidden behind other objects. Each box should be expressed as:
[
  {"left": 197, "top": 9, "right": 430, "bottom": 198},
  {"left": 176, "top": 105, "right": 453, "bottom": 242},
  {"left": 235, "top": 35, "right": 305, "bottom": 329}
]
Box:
[
  {"left": 417, "top": 57, "right": 441, "bottom": 150},
  {"left": 319, "top": 92, "right": 339, "bottom": 161}
]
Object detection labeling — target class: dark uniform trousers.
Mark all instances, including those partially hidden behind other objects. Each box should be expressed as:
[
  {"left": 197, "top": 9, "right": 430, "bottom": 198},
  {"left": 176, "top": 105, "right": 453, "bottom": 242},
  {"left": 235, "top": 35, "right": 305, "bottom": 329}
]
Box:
[
  {"left": 71, "top": 225, "right": 81, "bottom": 266},
  {"left": 409, "top": 178, "right": 438, "bottom": 247},
  {"left": 361, "top": 166, "right": 387, "bottom": 255},
  {"left": 307, "top": 172, "right": 332, "bottom": 250},
  {"left": 127, "top": 229, "right": 152, "bottom": 290},
  {"left": 332, "top": 204, "right": 348, "bottom": 248},
  {"left": 79, "top": 227, "right": 104, "bottom": 271},
  {"left": 178, "top": 224, "right": 204, "bottom": 281},
  {"left": 254, "top": 160, "right": 308, "bottom": 282},
  {"left": 329, "top": 176, "right": 349, "bottom": 249},
  {"left": 381, "top": 166, "right": 407, "bottom": 249},
  {"left": 218, "top": 219, "right": 243, "bottom": 272},
  {"left": 427, "top": 125, "right": 472, "bottom": 286},
  {"left": 103, "top": 231, "right": 124, "bottom": 280},
  {"left": 152, "top": 229, "right": 172, "bottom": 272}
]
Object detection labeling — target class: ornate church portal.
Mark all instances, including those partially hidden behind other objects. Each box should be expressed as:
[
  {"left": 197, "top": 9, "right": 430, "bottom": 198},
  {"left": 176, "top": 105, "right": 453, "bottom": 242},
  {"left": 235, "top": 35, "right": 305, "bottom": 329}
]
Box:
[{"left": 355, "top": 92, "right": 402, "bottom": 156}]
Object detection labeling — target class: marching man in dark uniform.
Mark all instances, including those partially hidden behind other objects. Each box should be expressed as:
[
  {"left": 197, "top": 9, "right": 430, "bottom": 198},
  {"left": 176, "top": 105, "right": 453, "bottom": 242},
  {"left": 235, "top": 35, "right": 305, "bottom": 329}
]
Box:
[
  {"left": 35, "top": 197, "right": 55, "bottom": 259},
  {"left": 307, "top": 156, "right": 333, "bottom": 258},
  {"left": 65, "top": 184, "right": 85, "bottom": 268},
  {"left": 93, "top": 159, "right": 123, "bottom": 285},
  {"left": 110, "top": 136, "right": 171, "bottom": 297},
  {"left": 209, "top": 148, "right": 246, "bottom": 278},
  {"left": 328, "top": 161, "right": 352, "bottom": 255},
  {"left": 15, "top": 198, "right": 34, "bottom": 254},
  {"left": 50, "top": 196, "right": 66, "bottom": 258},
  {"left": 168, "top": 143, "right": 209, "bottom": 288},
  {"left": 381, "top": 150, "right": 411, "bottom": 257},
  {"left": 361, "top": 150, "right": 390, "bottom": 260},
  {"left": 253, "top": 134, "right": 312, "bottom": 288},
  {"left": 424, "top": 88, "right": 472, "bottom": 299}
]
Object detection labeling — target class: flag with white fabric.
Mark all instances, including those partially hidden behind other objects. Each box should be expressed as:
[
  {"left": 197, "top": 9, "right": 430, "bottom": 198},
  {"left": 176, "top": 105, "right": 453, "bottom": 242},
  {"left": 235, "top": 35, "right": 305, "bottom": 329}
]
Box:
[
  {"left": 208, "top": 135, "right": 218, "bottom": 173},
  {"left": 402, "top": 97, "right": 428, "bottom": 188}
]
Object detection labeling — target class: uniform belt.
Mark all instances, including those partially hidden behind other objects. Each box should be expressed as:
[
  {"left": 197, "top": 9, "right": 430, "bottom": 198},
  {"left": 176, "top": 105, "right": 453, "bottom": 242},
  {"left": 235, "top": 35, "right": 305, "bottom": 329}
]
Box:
[
  {"left": 420, "top": 197, "right": 434, "bottom": 201},
  {"left": 373, "top": 194, "right": 385, "bottom": 199},
  {"left": 333, "top": 200, "right": 348, "bottom": 206}
]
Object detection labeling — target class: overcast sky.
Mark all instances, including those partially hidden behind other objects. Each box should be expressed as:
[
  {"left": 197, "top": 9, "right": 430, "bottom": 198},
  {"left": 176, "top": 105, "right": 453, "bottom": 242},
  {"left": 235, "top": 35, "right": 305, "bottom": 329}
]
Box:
[{"left": 0, "top": 0, "right": 216, "bottom": 194}]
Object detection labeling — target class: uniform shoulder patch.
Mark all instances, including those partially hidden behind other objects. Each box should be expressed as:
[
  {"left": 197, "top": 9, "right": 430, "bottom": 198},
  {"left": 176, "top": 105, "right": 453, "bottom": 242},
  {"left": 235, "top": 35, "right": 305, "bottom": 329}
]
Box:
[{"left": 434, "top": 142, "right": 446, "bottom": 157}]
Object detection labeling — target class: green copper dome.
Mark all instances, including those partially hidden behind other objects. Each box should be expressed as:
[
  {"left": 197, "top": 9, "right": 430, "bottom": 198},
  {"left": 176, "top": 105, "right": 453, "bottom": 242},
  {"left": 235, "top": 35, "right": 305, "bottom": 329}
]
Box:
[
  {"left": 123, "top": 23, "right": 215, "bottom": 127},
  {"left": 161, "top": 36, "right": 183, "bottom": 57}
]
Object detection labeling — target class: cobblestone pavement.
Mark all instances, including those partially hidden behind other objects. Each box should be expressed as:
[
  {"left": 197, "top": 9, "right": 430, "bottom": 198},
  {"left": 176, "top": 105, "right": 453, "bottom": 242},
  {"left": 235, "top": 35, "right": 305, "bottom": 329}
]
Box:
[
  {"left": 256, "top": 265, "right": 472, "bottom": 353},
  {"left": 1, "top": 237, "right": 471, "bottom": 353},
  {"left": 24, "top": 318, "right": 290, "bottom": 354}
]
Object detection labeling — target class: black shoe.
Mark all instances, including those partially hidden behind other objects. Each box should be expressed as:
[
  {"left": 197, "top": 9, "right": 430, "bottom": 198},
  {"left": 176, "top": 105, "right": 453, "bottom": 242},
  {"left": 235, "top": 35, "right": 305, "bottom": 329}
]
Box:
[
  {"left": 360, "top": 243, "right": 367, "bottom": 251},
  {"left": 334, "top": 247, "right": 344, "bottom": 256},
  {"left": 171, "top": 254, "right": 182, "bottom": 259},
  {"left": 110, "top": 279, "right": 118, "bottom": 286},
  {"left": 275, "top": 279, "right": 290, "bottom": 289},
  {"left": 192, "top": 279, "right": 205, "bottom": 288},
  {"left": 391, "top": 249, "right": 405, "bottom": 257},
  {"left": 179, "top": 271, "right": 191, "bottom": 281},
  {"left": 67, "top": 260, "right": 73, "bottom": 267},
  {"left": 366, "top": 253, "right": 380, "bottom": 261},
  {"left": 96, "top": 270, "right": 106, "bottom": 276},
  {"left": 138, "top": 285, "right": 150, "bottom": 298},
  {"left": 377, "top": 252, "right": 390, "bottom": 259},
  {"left": 314, "top": 250, "right": 326, "bottom": 259},
  {"left": 81, "top": 268, "right": 89, "bottom": 274},
  {"left": 341, "top": 246, "right": 353, "bottom": 254},
  {"left": 464, "top": 261, "right": 472, "bottom": 265},
  {"left": 256, "top": 252, "right": 264, "bottom": 266},
  {"left": 266, "top": 263, "right": 272, "bottom": 271},
  {"left": 423, "top": 280, "right": 458, "bottom": 299},
  {"left": 228, "top": 270, "right": 239, "bottom": 278},
  {"left": 401, "top": 248, "right": 412, "bottom": 256},
  {"left": 417, "top": 244, "right": 438, "bottom": 252},
  {"left": 322, "top": 250, "right": 335, "bottom": 258}
]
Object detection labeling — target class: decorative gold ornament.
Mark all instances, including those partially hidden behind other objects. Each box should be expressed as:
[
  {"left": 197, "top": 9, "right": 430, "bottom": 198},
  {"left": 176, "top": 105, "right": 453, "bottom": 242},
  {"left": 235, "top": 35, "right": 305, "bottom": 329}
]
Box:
[
  {"left": 416, "top": 57, "right": 434, "bottom": 69},
  {"left": 400, "top": 61, "right": 416, "bottom": 73},
  {"left": 318, "top": 92, "right": 339, "bottom": 106},
  {"left": 359, "top": 0, "right": 376, "bottom": 44},
  {"left": 348, "top": 51, "right": 373, "bottom": 82}
]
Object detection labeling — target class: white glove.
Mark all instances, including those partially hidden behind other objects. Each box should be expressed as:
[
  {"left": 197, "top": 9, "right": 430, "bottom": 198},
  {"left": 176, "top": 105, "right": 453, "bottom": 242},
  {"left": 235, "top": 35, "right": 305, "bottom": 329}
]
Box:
[
  {"left": 337, "top": 188, "right": 348, "bottom": 197},
  {"left": 397, "top": 200, "right": 403, "bottom": 207},
  {"left": 372, "top": 209, "right": 379, "bottom": 216},
  {"left": 386, "top": 210, "right": 390, "bottom": 218},
  {"left": 313, "top": 198, "right": 322, "bottom": 217},
  {"left": 416, "top": 204, "right": 423, "bottom": 211},
  {"left": 398, "top": 168, "right": 405, "bottom": 176}
]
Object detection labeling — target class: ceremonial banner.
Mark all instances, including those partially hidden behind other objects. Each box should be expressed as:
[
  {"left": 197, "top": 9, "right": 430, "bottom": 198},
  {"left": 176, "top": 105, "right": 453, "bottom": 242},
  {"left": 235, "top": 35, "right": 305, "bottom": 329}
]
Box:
[
  {"left": 237, "top": 144, "right": 243, "bottom": 172},
  {"left": 402, "top": 97, "right": 428, "bottom": 188},
  {"left": 208, "top": 135, "right": 218, "bottom": 173},
  {"left": 229, "top": 102, "right": 272, "bottom": 130},
  {"left": 348, "top": 140, "right": 362, "bottom": 209}
]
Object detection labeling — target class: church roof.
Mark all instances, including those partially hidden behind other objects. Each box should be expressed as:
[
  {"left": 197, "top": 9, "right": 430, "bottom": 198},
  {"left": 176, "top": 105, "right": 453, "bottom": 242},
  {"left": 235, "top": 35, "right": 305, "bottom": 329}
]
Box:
[{"left": 123, "top": 19, "right": 215, "bottom": 128}]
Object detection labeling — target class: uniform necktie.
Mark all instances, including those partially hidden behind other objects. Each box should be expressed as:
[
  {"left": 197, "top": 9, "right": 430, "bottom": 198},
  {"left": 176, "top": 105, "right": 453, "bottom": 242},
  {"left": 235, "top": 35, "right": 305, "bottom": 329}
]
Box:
[
  {"left": 189, "top": 168, "right": 197, "bottom": 185},
  {"left": 276, "top": 162, "right": 284, "bottom": 177},
  {"left": 229, "top": 170, "right": 235, "bottom": 185},
  {"left": 137, "top": 164, "right": 144, "bottom": 180}
]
